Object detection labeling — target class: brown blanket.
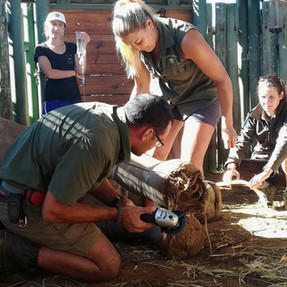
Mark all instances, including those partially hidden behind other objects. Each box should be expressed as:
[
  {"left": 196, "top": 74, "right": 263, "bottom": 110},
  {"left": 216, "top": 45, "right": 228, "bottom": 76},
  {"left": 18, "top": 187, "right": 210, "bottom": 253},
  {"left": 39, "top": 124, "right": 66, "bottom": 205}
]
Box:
[{"left": 0, "top": 118, "right": 26, "bottom": 164}]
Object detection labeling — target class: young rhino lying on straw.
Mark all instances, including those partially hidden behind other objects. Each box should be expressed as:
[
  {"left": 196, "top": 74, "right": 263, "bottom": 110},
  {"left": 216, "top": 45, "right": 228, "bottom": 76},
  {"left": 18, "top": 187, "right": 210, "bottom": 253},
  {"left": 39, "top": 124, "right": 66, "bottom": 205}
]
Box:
[{"left": 110, "top": 154, "right": 222, "bottom": 259}]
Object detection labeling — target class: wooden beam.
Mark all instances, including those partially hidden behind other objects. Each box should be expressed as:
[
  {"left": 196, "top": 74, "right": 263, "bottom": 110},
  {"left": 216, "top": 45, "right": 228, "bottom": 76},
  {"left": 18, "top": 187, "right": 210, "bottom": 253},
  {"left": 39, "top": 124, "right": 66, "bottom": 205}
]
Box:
[{"left": 0, "top": 0, "right": 12, "bottom": 120}]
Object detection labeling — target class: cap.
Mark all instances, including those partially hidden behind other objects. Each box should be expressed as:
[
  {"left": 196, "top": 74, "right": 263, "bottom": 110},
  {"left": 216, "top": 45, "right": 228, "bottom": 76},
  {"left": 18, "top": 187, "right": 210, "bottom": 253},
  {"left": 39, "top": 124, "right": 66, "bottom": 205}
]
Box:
[{"left": 46, "top": 11, "right": 66, "bottom": 25}]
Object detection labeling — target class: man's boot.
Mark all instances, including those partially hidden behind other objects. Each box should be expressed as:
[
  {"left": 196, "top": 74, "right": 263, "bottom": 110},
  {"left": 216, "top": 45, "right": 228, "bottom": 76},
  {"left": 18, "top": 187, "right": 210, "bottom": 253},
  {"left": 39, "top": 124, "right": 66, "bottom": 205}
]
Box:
[
  {"left": 0, "top": 229, "right": 40, "bottom": 274},
  {"left": 0, "top": 221, "right": 5, "bottom": 230}
]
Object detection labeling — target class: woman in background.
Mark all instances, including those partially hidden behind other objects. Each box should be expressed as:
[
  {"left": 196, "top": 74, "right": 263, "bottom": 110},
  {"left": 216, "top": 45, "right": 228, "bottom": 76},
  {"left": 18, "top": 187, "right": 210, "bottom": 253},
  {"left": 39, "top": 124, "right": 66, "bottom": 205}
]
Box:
[
  {"left": 34, "top": 11, "right": 90, "bottom": 115},
  {"left": 223, "top": 75, "right": 287, "bottom": 189},
  {"left": 112, "top": 0, "right": 237, "bottom": 175}
]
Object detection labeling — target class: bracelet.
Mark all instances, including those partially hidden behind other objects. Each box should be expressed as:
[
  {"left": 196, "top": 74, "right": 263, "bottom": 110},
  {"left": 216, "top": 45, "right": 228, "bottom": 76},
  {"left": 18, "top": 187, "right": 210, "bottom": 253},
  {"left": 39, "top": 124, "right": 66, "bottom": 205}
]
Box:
[
  {"left": 116, "top": 206, "right": 123, "bottom": 224},
  {"left": 110, "top": 195, "right": 124, "bottom": 207}
]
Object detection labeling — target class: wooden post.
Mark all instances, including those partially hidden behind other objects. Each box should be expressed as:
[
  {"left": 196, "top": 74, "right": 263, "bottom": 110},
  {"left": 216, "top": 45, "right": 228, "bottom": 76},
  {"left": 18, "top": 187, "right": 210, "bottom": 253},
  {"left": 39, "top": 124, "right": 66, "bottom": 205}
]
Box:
[
  {"left": 191, "top": 0, "right": 207, "bottom": 38},
  {"left": 278, "top": 3, "right": 287, "bottom": 83},
  {"left": 226, "top": 4, "right": 240, "bottom": 134},
  {"left": 35, "top": 0, "right": 49, "bottom": 44},
  {"left": 206, "top": 3, "right": 213, "bottom": 47},
  {"left": 0, "top": 0, "right": 12, "bottom": 120},
  {"left": 236, "top": 0, "right": 249, "bottom": 120},
  {"left": 25, "top": 3, "right": 40, "bottom": 122},
  {"left": 204, "top": 3, "right": 216, "bottom": 172},
  {"left": 7, "top": 0, "right": 29, "bottom": 125},
  {"left": 248, "top": 0, "right": 261, "bottom": 109},
  {"left": 262, "top": 1, "right": 278, "bottom": 77},
  {"left": 35, "top": 0, "right": 50, "bottom": 107},
  {"left": 215, "top": 3, "right": 229, "bottom": 168}
]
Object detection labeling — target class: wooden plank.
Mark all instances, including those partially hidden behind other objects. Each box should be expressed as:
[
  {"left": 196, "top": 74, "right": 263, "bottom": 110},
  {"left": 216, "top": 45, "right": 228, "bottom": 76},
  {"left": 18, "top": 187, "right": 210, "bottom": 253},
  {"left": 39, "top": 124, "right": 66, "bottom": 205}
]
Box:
[
  {"left": 52, "top": 8, "right": 193, "bottom": 100},
  {"left": 64, "top": 34, "right": 117, "bottom": 54},
  {"left": 226, "top": 4, "right": 240, "bottom": 133},
  {"left": 204, "top": 3, "right": 216, "bottom": 172},
  {"left": 237, "top": 0, "right": 250, "bottom": 118},
  {"left": 84, "top": 63, "right": 125, "bottom": 76},
  {"left": 261, "top": 4, "right": 278, "bottom": 79},
  {"left": 165, "top": 9, "right": 191, "bottom": 22},
  {"left": 248, "top": 0, "right": 261, "bottom": 107},
  {"left": 215, "top": 3, "right": 228, "bottom": 167},
  {"left": 77, "top": 75, "right": 133, "bottom": 95},
  {"left": 63, "top": 34, "right": 125, "bottom": 74},
  {"left": 57, "top": 9, "right": 114, "bottom": 35},
  {"left": 278, "top": 2, "right": 287, "bottom": 83},
  {"left": 0, "top": 0, "right": 12, "bottom": 120},
  {"left": 82, "top": 94, "right": 130, "bottom": 106},
  {"left": 64, "top": 9, "right": 190, "bottom": 35},
  {"left": 191, "top": 0, "right": 207, "bottom": 37},
  {"left": 206, "top": 4, "right": 213, "bottom": 47}
]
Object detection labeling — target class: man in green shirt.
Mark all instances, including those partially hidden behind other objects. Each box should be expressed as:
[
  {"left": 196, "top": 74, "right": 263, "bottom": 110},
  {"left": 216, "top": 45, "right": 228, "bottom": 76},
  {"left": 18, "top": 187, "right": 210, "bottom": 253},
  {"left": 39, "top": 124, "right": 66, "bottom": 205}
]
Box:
[{"left": 0, "top": 93, "right": 173, "bottom": 282}]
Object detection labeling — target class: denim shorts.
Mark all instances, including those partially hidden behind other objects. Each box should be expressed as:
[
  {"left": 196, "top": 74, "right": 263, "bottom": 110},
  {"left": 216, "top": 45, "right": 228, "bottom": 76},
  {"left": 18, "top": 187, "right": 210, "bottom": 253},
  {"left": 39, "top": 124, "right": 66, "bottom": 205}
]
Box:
[{"left": 172, "top": 100, "right": 221, "bottom": 127}]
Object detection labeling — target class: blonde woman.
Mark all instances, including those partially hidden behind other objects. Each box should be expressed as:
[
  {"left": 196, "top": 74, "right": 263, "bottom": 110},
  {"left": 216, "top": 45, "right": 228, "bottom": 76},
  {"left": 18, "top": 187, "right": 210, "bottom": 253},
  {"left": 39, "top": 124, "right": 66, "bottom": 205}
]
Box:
[
  {"left": 223, "top": 75, "right": 287, "bottom": 189},
  {"left": 34, "top": 11, "right": 90, "bottom": 115},
  {"left": 112, "top": 0, "right": 237, "bottom": 175}
]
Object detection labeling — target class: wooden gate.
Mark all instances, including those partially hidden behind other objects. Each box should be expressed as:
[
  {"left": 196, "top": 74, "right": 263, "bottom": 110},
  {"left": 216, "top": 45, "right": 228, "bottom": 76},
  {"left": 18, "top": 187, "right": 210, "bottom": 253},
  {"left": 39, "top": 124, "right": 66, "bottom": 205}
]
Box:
[{"left": 3, "top": 0, "right": 287, "bottom": 171}]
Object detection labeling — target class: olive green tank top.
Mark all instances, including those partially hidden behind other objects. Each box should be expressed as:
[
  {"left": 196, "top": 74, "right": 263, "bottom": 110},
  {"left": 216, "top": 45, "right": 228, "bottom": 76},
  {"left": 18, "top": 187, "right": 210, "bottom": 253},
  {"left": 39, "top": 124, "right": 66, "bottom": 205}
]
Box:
[{"left": 141, "top": 17, "right": 218, "bottom": 118}]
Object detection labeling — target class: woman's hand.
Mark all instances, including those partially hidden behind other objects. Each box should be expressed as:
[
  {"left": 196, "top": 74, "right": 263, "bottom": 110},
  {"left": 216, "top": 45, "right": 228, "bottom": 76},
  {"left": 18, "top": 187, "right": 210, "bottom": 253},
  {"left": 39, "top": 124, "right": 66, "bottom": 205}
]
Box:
[
  {"left": 222, "top": 163, "right": 240, "bottom": 187},
  {"left": 249, "top": 169, "right": 273, "bottom": 189},
  {"left": 81, "top": 32, "right": 91, "bottom": 45},
  {"left": 223, "top": 169, "right": 240, "bottom": 187},
  {"left": 221, "top": 125, "right": 238, "bottom": 149}
]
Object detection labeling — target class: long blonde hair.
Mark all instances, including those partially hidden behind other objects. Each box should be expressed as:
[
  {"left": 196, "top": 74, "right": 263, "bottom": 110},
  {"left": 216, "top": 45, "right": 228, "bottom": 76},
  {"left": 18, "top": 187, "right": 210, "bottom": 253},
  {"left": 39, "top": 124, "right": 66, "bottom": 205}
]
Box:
[{"left": 112, "top": 0, "right": 158, "bottom": 77}]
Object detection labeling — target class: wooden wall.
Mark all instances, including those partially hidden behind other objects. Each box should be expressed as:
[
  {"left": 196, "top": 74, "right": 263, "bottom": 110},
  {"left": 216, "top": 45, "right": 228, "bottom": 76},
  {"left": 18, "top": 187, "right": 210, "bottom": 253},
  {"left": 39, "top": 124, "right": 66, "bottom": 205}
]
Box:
[{"left": 8, "top": 1, "right": 286, "bottom": 171}]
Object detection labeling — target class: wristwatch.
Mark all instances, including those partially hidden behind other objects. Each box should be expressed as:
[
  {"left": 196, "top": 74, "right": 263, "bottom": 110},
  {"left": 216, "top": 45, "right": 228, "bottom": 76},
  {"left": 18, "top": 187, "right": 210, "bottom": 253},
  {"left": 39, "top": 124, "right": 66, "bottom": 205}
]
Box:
[{"left": 110, "top": 195, "right": 124, "bottom": 207}]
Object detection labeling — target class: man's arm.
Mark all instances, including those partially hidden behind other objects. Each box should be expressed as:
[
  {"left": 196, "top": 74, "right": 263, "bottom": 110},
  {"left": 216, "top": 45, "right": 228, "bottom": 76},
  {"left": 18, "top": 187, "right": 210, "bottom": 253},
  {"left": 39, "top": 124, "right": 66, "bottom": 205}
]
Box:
[
  {"left": 181, "top": 29, "right": 237, "bottom": 149},
  {"left": 42, "top": 186, "right": 155, "bottom": 233},
  {"left": 131, "top": 62, "right": 151, "bottom": 98},
  {"left": 263, "top": 123, "right": 287, "bottom": 173},
  {"left": 38, "top": 56, "right": 77, "bottom": 79},
  {"left": 90, "top": 179, "right": 133, "bottom": 207}
]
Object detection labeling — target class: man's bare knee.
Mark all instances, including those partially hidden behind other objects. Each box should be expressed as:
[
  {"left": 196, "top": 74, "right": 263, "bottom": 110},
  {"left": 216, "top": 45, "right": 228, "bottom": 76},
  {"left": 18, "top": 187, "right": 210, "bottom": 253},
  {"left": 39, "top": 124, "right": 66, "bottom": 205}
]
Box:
[
  {"left": 81, "top": 253, "right": 121, "bottom": 282},
  {"left": 38, "top": 244, "right": 121, "bottom": 282},
  {"left": 84, "top": 234, "right": 122, "bottom": 281},
  {"left": 98, "top": 251, "right": 121, "bottom": 281}
]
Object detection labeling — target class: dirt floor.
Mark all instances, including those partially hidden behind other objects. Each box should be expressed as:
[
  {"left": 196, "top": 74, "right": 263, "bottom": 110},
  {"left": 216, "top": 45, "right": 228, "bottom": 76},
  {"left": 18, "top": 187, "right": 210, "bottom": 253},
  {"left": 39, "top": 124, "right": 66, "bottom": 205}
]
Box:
[{"left": 1, "top": 172, "right": 287, "bottom": 287}]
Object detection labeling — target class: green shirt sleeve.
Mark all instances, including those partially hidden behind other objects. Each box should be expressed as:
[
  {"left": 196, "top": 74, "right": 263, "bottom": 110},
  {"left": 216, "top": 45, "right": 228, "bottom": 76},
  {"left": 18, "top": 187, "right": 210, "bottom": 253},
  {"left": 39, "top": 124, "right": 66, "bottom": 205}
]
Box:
[{"left": 49, "top": 128, "right": 120, "bottom": 206}]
